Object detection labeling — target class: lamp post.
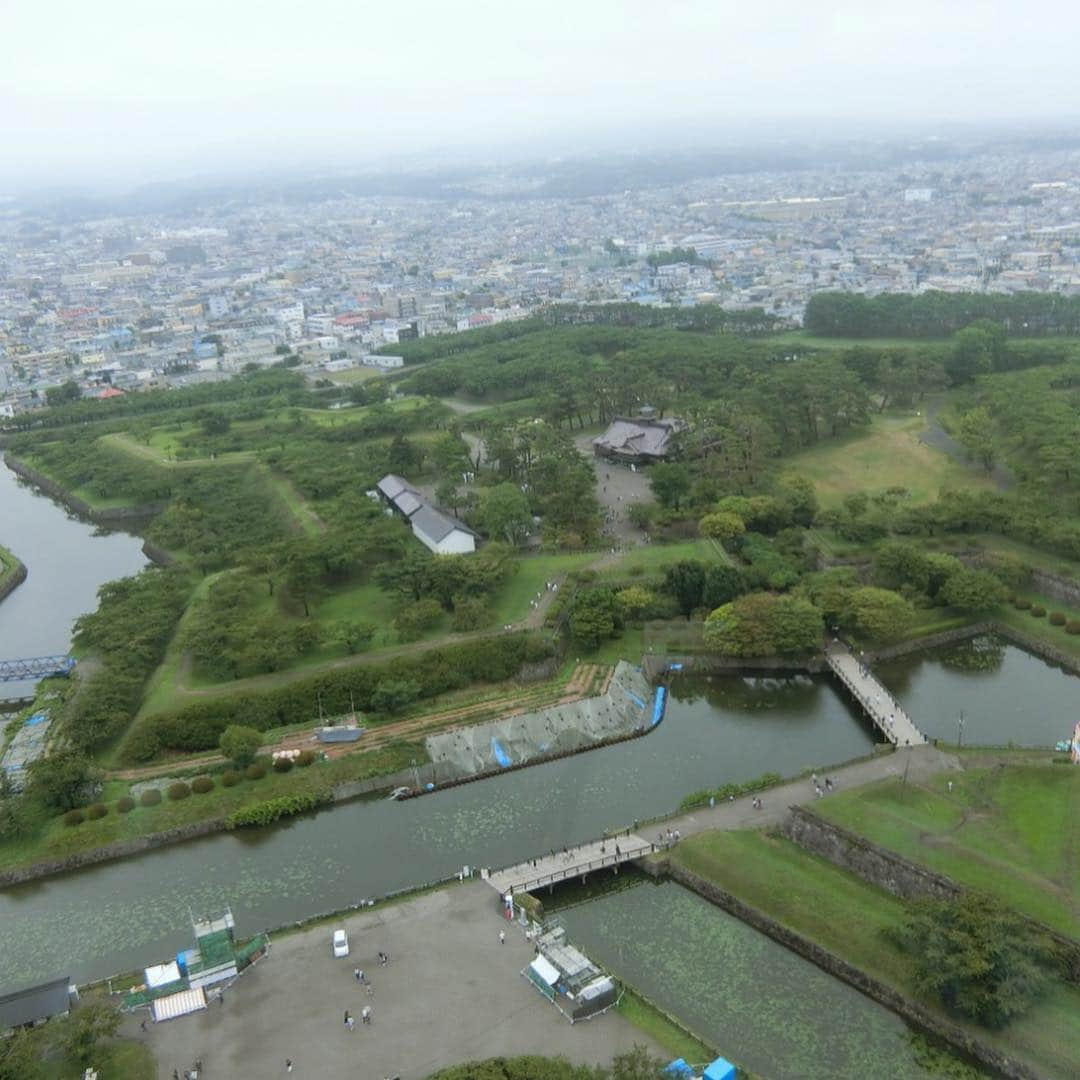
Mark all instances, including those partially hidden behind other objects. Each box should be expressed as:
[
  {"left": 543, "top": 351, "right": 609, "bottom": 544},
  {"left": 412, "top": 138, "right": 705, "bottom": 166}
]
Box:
[{"left": 957, "top": 710, "right": 964, "bottom": 749}]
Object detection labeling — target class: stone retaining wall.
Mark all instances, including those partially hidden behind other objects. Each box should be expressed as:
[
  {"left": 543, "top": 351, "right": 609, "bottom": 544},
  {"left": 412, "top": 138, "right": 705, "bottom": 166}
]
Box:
[
  {"left": 3, "top": 453, "right": 166, "bottom": 524},
  {"left": 642, "top": 653, "right": 824, "bottom": 681},
  {"left": 662, "top": 860, "right": 1041, "bottom": 1080},
  {"left": 783, "top": 805, "right": 1080, "bottom": 984},
  {"left": 1030, "top": 569, "right": 1080, "bottom": 607}
]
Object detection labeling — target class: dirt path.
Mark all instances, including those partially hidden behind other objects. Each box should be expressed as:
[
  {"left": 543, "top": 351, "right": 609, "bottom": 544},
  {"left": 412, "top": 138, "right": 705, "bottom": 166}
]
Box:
[{"left": 111, "top": 664, "right": 610, "bottom": 781}]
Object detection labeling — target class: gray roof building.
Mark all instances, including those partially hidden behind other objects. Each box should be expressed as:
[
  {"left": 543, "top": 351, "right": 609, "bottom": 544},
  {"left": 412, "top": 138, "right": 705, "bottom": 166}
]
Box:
[
  {"left": 592, "top": 410, "right": 687, "bottom": 463},
  {"left": 0, "top": 976, "right": 72, "bottom": 1031}
]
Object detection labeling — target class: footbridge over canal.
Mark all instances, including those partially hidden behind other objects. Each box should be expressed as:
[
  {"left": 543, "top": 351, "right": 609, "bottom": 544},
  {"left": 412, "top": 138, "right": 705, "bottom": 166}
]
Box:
[
  {"left": 0, "top": 655, "right": 76, "bottom": 683},
  {"left": 486, "top": 833, "right": 656, "bottom": 898},
  {"left": 825, "top": 642, "right": 926, "bottom": 747}
]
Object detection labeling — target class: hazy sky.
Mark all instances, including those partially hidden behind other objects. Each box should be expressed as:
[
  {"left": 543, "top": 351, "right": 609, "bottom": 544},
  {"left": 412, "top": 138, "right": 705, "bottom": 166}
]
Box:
[{"left": 4, "top": 0, "right": 1079, "bottom": 186}]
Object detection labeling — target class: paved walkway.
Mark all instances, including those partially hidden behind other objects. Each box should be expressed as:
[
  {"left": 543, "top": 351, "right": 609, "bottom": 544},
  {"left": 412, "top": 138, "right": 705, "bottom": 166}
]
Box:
[
  {"left": 658, "top": 743, "right": 958, "bottom": 839},
  {"left": 130, "top": 882, "right": 658, "bottom": 1080},
  {"left": 826, "top": 642, "right": 927, "bottom": 746},
  {"left": 487, "top": 835, "right": 655, "bottom": 897}
]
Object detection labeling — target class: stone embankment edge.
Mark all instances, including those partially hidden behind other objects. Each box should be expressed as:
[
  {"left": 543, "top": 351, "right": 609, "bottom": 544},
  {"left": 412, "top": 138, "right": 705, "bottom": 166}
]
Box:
[
  {"left": 643, "top": 858, "right": 1041, "bottom": 1080},
  {"left": 0, "top": 762, "right": 425, "bottom": 889},
  {"left": 0, "top": 555, "right": 27, "bottom": 606},
  {"left": 3, "top": 453, "right": 167, "bottom": 526},
  {"left": 782, "top": 805, "right": 1080, "bottom": 985}
]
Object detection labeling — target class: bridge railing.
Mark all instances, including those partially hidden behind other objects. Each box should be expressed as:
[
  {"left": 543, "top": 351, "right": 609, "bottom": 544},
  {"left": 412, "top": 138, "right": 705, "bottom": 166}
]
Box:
[
  {"left": 825, "top": 652, "right": 925, "bottom": 745},
  {"left": 505, "top": 843, "right": 655, "bottom": 895},
  {"left": 0, "top": 655, "right": 76, "bottom": 682}
]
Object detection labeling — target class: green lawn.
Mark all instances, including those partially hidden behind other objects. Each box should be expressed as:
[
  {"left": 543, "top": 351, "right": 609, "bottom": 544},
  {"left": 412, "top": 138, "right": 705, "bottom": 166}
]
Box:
[
  {"left": 787, "top": 412, "right": 997, "bottom": 507},
  {"left": 600, "top": 539, "right": 719, "bottom": 579},
  {"left": 815, "top": 766, "right": 1080, "bottom": 936},
  {"left": 671, "top": 828, "right": 1080, "bottom": 1079},
  {"left": 489, "top": 552, "right": 594, "bottom": 623}
]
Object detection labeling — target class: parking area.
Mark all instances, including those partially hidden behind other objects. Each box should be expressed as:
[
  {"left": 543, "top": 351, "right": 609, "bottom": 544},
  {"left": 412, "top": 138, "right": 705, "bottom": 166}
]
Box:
[{"left": 131, "top": 880, "right": 657, "bottom": 1079}]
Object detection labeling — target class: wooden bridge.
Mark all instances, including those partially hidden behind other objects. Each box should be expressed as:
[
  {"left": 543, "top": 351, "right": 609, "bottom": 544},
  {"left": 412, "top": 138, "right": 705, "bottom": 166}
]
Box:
[
  {"left": 485, "top": 833, "right": 656, "bottom": 897},
  {"left": 825, "top": 642, "right": 926, "bottom": 746}
]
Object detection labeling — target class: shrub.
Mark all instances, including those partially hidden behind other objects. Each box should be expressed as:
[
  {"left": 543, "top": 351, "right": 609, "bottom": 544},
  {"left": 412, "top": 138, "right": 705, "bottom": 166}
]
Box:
[
  {"left": 297, "top": 750, "right": 316, "bottom": 767},
  {"left": 63, "top": 809, "right": 85, "bottom": 827},
  {"left": 224, "top": 791, "right": 330, "bottom": 829},
  {"left": 1049, "top": 611, "right": 1067, "bottom": 626},
  {"left": 221, "top": 770, "right": 240, "bottom": 787},
  {"left": 140, "top": 788, "right": 162, "bottom": 807},
  {"left": 245, "top": 763, "right": 266, "bottom": 781},
  {"left": 116, "top": 796, "right": 135, "bottom": 814},
  {"left": 1029, "top": 604, "right": 1046, "bottom": 618},
  {"left": 1067, "top": 620, "right": 1080, "bottom": 635},
  {"left": 167, "top": 782, "right": 191, "bottom": 801},
  {"left": 86, "top": 802, "right": 108, "bottom": 820},
  {"left": 1014, "top": 598, "right": 1031, "bottom": 610},
  {"left": 273, "top": 757, "right": 294, "bottom": 773},
  {"left": 191, "top": 776, "right": 214, "bottom": 794}
]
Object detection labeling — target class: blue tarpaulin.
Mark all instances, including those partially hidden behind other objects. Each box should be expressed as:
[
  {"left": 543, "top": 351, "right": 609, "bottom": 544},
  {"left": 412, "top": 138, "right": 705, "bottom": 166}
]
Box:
[
  {"left": 651, "top": 686, "right": 667, "bottom": 727},
  {"left": 663, "top": 1060, "right": 694, "bottom": 1078},
  {"left": 490, "top": 737, "right": 512, "bottom": 768},
  {"left": 703, "top": 1058, "right": 736, "bottom": 1080},
  {"left": 626, "top": 691, "right": 647, "bottom": 710},
  {"left": 26, "top": 712, "right": 48, "bottom": 726}
]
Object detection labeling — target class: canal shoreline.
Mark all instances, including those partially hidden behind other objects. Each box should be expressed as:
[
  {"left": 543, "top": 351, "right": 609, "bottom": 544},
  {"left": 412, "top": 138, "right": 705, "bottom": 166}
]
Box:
[
  {"left": 650, "top": 859, "right": 1038, "bottom": 1080},
  {"left": 0, "top": 543, "right": 27, "bottom": 607},
  {"left": 1, "top": 621, "right": 1067, "bottom": 890}
]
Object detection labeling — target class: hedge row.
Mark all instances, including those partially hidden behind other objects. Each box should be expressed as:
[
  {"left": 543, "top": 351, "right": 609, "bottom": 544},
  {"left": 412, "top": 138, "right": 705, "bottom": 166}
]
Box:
[
  {"left": 120, "top": 631, "right": 550, "bottom": 763},
  {"left": 679, "top": 771, "right": 785, "bottom": 812},
  {"left": 224, "top": 791, "right": 330, "bottom": 829}
]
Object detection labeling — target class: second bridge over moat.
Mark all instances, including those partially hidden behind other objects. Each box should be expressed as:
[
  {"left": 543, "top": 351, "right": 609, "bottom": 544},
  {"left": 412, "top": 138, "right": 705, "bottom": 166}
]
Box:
[{"left": 825, "top": 642, "right": 927, "bottom": 747}]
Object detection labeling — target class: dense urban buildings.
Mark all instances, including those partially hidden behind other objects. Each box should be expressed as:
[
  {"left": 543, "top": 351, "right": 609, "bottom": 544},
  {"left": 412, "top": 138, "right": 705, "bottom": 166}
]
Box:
[{"left": 1, "top": 141, "right": 1079, "bottom": 414}]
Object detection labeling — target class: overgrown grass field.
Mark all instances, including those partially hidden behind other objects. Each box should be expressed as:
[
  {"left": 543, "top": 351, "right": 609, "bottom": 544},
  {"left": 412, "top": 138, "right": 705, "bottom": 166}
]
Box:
[{"left": 787, "top": 412, "right": 997, "bottom": 507}]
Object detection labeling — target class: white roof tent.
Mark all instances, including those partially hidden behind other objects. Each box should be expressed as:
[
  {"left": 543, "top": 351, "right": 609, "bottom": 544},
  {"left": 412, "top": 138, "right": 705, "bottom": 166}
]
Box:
[{"left": 151, "top": 987, "right": 207, "bottom": 1023}]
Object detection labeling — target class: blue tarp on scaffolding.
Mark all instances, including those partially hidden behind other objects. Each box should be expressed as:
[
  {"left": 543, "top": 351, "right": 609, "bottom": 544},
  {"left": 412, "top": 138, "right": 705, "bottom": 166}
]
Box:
[
  {"left": 490, "top": 737, "right": 512, "bottom": 768},
  {"left": 651, "top": 686, "right": 666, "bottom": 727}
]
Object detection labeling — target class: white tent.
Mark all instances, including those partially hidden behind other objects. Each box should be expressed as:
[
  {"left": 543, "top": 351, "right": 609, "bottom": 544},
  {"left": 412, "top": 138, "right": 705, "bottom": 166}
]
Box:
[{"left": 151, "top": 987, "right": 207, "bottom": 1023}]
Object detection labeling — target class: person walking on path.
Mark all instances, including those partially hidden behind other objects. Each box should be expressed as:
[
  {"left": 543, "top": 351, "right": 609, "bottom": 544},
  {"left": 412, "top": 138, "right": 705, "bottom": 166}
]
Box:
[
  {"left": 361, "top": 1005, "right": 372, "bottom": 1025},
  {"left": 354, "top": 967, "right": 361, "bottom": 982},
  {"left": 499, "top": 930, "right": 506, "bottom": 945},
  {"left": 286, "top": 1061, "right": 293, "bottom": 1074}
]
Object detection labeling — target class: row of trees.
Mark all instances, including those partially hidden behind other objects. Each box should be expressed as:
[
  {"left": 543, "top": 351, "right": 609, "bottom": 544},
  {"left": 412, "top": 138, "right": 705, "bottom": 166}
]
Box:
[{"left": 805, "top": 290, "right": 1080, "bottom": 339}]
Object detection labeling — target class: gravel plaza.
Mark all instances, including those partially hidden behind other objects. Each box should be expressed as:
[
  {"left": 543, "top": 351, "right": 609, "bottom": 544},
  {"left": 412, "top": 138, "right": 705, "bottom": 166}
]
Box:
[{"left": 130, "top": 879, "right": 658, "bottom": 1079}]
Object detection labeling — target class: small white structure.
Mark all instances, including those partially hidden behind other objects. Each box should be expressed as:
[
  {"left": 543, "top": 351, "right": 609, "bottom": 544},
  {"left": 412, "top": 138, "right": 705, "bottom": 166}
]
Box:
[{"left": 362, "top": 353, "right": 404, "bottom": 369}]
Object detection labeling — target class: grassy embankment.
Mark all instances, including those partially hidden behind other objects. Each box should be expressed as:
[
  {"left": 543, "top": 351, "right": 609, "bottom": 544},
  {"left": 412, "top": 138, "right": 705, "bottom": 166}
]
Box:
[
  {"left": 0, "top": 540, "right": 25, "bottom": 592},
  {"left": 815, "top": 765, "right": 1080, "bottom": 936},
  {"left": 0, "top": 739, "right": 423, "bottom": 876},
  {"left": 671, "top": 826, "right": 1080, "bottom": 1079}
]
